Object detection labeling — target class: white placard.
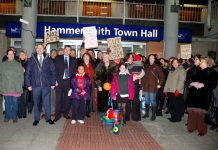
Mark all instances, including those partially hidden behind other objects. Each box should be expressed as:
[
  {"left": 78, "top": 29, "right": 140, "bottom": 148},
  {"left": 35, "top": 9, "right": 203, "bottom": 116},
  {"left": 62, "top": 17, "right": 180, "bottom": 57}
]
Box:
[
  {"left": 83, "top": 26, "right": 98, "bottom": 49},
  {"left": 180, "top": 44, "right": 192, "bottom": 59},
  {"left": 107, "top": 37, "right": 124, "bottom": 60}
]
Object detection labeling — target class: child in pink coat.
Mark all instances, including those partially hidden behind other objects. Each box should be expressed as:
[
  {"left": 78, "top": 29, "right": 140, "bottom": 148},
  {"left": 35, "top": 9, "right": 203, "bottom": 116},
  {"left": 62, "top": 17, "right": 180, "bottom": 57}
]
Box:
[{"left": 110, "top": 64, "right": 135, "bottom": 124}]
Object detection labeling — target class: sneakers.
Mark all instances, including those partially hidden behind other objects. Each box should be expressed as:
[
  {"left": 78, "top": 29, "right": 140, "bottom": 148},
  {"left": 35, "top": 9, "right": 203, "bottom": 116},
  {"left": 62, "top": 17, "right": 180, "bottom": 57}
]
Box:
[
  {"left": 78, "top": 120, "right": 85, "bottom": 124},
  {"left": 78, "top": 120, "right": 84, "bottom": 124},
  {"left": 71, "top": 120, "right": 85, "bottom": 124},
  {"left": 71, "top": 120, "right": 76, "bottom": 124}
]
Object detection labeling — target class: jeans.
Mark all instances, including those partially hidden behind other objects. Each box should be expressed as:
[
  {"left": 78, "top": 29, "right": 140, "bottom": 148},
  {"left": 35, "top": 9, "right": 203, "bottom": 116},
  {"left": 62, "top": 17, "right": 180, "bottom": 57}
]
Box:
[
  {"left": 144, "top": 92, "right": 157, "bottom": 107},
  {"left": 4, "top": 96, "right": 19, "bottom": 120}
]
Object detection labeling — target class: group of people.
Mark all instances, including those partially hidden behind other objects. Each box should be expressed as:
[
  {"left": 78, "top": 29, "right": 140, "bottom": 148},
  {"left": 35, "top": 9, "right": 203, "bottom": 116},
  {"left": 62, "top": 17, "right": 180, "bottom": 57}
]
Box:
[{"left": 0, "top": 44, "right": 218, "bottom": 137}]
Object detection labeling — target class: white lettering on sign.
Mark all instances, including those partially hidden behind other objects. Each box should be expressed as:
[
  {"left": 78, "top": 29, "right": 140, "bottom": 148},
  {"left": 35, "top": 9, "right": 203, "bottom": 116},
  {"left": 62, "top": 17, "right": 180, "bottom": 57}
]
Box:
[
  {"left": 44, "top": 26, "right": 159, "bottom": 38},
  {"left": 44, "top": 26, "right": 83, "bottom": 35},
  {"left": 141, "top": 29, "right": 158, "bottom": 37},
  {"left": 114, "top": 28, "right": 138, "bottom": 37}
]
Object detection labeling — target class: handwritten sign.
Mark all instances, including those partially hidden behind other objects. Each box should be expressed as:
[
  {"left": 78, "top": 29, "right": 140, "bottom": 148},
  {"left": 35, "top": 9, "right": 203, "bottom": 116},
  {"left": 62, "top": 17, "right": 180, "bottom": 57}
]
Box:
[
  {"left": 44, "top": 30, "right": 59, "bottom": 47},
  {"left": 180, "top": 44, "right": 192, "bottom": 59},
  {"left": 83, "top": 26, "right": 98, "bottom": 49},
  {"left": 107, "top": 37, "right": 124, "bottom": 60}
]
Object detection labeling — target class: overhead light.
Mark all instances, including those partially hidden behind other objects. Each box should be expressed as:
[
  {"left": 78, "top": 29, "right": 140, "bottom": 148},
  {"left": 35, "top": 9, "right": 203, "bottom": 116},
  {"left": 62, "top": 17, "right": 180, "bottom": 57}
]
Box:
[
  {"left": 139, "top": 45, "right": 143, "bottom": 48},
  {"left": 19, "top": 18, "right": 29, "bottom": 25}
]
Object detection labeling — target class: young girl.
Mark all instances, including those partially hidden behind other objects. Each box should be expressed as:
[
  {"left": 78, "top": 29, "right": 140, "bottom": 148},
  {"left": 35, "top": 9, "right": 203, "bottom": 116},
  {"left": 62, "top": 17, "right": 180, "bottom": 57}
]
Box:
[
  {"left": 110, "top": 64, "right": 135, "bottom": 124},
  {"left": 71, "top": 65, "right": 91, "bottom": 124}
]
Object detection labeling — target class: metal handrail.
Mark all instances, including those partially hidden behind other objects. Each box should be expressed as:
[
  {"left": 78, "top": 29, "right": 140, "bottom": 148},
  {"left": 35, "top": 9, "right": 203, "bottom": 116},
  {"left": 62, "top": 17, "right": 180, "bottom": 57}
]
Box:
[{"left": 0, "top": 0, "right": 209, "bottom": 23}]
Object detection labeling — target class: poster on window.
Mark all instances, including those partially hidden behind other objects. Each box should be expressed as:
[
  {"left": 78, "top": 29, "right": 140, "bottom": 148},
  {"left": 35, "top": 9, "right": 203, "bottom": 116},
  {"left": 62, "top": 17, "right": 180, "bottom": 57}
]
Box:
[
  {"left": 83, "top": 26, "right": 98, "bottom": 49},
  {"left": 44, "top": 30, "right": 59, "bottom": 46},
  {"left": 107, "top": 37, "right": 124, "bottom": 60},
  {"left": 180, "top": 44, "right": 192, "bottom": 59}
]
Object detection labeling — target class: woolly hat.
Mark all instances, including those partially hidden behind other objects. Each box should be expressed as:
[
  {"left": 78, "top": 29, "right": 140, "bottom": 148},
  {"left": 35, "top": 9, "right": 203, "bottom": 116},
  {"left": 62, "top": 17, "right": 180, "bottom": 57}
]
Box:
[{"left": 133, "top": 54, "right": 142, "bottom": 61}]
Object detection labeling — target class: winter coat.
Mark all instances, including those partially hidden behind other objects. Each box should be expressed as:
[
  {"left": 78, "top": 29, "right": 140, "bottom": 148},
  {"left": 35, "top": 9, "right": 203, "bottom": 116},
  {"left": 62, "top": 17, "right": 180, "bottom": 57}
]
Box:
[
  {"left": 71, "top": 73, "right": 91, "bottom": 101},
  {"left": 212, "top": 65, "right": 218, "bottom": 107},
  {"left": 110, "top": 73, "right": 135, "bottom": 100},
  {"left": 185, "top": 65, "right": 201, "bottom": 86},
  {"left": 164, "top": 66, "right": 186, "bottom": 94},
  {"left": 186, "top": 67, "right": 218, "bottom": 110},
  {"left": 0, "top": 60, "right": 24, "bottom": 94},
  {"left": 142, "top": 64, "right": 165, "bottom": 93},
  {"left": 94, "top": 61, "right": 117, "bottom": 87},
  {"left": 25, "top": 53, "right": 56, "bottom": 87}
]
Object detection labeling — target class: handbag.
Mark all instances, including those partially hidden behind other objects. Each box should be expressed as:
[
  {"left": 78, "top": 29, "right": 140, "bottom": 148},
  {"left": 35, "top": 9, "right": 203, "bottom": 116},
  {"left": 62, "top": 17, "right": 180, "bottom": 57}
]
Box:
[{"left": 204, "top": 109, "right": 215, "bottom": 125}]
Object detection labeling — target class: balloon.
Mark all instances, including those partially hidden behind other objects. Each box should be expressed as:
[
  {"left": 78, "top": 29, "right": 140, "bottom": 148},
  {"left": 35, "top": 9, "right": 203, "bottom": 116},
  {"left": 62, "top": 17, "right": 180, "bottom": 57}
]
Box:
[{"left": 103, "top": 82, "right": 111, "bottom": 91}]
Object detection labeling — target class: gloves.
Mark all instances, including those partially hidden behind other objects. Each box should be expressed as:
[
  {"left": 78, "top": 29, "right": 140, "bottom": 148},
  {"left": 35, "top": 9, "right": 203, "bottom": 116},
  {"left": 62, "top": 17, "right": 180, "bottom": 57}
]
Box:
[
  {"left": 174, "top": 90, "right": 179, "bottom": 97},
  {"left": 79, "top": 90, "right": 86, "bottom": 96},
  {"left": 164, "top": 92, "right": 168, "bottom": 97}
]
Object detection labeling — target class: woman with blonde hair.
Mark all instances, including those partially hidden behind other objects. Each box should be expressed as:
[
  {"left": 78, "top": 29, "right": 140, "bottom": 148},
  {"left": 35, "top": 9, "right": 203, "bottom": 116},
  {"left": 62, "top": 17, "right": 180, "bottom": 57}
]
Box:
[
  {"left": 186, "top": 56, "right": 218, "bottom": 136},
  {"left": 17, "top": 50, "right": 29, "bottom": 118}
]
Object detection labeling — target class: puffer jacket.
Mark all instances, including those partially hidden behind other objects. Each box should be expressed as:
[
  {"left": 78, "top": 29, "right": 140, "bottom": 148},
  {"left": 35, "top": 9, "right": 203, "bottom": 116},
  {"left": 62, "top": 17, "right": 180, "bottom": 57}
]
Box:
[
  {"left": 25, "top": 53, "right": 56, "bottom": 87},
  {"left": 71, "top": 73, "right": 91, "bottom": 101}
]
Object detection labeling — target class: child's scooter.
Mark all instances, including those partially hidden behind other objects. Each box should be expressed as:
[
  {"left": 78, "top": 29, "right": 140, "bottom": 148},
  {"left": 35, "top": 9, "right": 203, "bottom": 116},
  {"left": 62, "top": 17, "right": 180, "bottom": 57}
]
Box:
[{"left": 102, "top": 108, "right": 123, "bottom": 134}]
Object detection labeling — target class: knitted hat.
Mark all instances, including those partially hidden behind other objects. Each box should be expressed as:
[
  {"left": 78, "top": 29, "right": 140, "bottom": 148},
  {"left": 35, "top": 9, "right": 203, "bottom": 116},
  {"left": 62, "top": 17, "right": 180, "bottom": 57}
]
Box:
[{"left": 133, "top": 54, "right": 142, "bottom": 61}]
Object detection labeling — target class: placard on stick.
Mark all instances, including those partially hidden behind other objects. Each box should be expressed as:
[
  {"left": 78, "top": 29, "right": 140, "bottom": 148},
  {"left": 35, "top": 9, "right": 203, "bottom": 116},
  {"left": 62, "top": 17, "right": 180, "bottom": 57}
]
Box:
[
  {"left": 83, "top": 26, "right": 98, "bottom": 49},
  {"left": 44, "top": 30, "right": 59, "bottom": 47},
  {"left": 180, "top": 44, "right": 192, "bottom": 59},
  {"left": 107, "top": 37, "right": 124, "bottom": 60}
]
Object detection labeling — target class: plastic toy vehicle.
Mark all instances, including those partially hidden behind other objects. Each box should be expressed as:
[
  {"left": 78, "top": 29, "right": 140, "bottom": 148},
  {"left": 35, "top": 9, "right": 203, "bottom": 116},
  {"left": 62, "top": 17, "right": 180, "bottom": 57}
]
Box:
[{"left": 102, "top": 108, "right": 123, "bottom": 134}]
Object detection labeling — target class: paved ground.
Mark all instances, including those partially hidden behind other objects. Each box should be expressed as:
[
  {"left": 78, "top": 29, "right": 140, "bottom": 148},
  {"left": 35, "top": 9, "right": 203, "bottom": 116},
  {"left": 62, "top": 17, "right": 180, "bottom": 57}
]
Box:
[
  {"left": 0, "top": 97, "right": 217, "bottom": 150},
  {"left": 56, "top": 113, "right": 162, "bottom": 150}
]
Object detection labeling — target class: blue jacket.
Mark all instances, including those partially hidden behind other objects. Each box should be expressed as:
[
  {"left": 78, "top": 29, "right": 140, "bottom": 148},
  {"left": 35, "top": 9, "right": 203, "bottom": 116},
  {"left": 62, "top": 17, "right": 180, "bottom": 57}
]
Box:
[{"left": 25, "top": 53, "right": 56, "bottom": 87}]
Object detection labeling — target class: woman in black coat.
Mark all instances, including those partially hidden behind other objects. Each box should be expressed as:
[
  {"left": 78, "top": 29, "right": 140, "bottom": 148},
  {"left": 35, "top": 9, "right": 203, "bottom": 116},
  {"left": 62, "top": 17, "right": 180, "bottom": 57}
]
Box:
[
  {"left": 94, "top": 52, "right": 117, "bottom": 119},
  {"left": 186, "top": 57, "right": 218, "bottom": 136}
]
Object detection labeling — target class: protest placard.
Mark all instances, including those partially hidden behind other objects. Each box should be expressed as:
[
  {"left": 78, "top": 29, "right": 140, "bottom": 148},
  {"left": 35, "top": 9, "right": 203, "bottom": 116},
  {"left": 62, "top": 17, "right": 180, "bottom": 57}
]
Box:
[
  {"left": 107, "top": 37, "right": 124, "bottom": 60},
  {"left": 180, "top": 44, "right": 192, "bottom": 59},
  {"left": 44, "top": 30, "right": 59, "bottom": 47},
  {"left": 83, "top": 26, "right": 98, "bottom": 49}
]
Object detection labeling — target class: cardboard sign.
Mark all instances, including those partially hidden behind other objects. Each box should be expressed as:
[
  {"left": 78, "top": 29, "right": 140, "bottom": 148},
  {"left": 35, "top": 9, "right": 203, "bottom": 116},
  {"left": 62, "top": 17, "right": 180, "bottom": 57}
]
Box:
[
  {"left": 180, "top": 44, "right": 192, "bottom": 59},
  {"left": 107, "top": 37, "right": 124, "bottom": 60},
  {"left": 44, "top": 30, "right": 59, "bottom": 46},
  {"left": 83, "top": 26, "right": 98, "bottom": 49}
]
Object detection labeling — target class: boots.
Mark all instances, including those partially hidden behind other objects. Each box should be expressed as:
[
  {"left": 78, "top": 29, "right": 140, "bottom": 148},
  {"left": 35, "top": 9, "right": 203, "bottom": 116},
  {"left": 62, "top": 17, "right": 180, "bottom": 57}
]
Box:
[
  {"left": 156, "top": 109, "right": 163, "bottom": 116},
  {"left": 151, "top": 106, "right": 156, "bottom": 121},
  {"left": 142, "top": 105, "right": 149, "bottom": 118}
]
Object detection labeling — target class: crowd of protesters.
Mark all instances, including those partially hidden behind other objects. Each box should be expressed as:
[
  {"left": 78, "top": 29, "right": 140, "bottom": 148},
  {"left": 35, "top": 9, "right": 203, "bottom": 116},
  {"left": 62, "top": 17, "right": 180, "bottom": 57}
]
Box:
[{"left": 0, "top": 45, "right": 218, "bottom": 136}]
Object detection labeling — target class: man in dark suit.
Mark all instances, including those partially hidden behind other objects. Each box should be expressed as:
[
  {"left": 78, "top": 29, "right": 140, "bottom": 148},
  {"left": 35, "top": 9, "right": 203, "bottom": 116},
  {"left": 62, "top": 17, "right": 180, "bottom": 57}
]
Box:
[{"left": 53, "top": 45, "right": 77, "bottom": 122}]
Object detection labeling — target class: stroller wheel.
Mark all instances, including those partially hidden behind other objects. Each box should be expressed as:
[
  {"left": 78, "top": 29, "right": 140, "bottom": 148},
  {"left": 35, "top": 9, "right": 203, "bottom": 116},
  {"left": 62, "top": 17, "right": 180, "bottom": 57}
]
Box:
[{"left": 112, "top": 126, "right": 119, "bottom": 134}]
